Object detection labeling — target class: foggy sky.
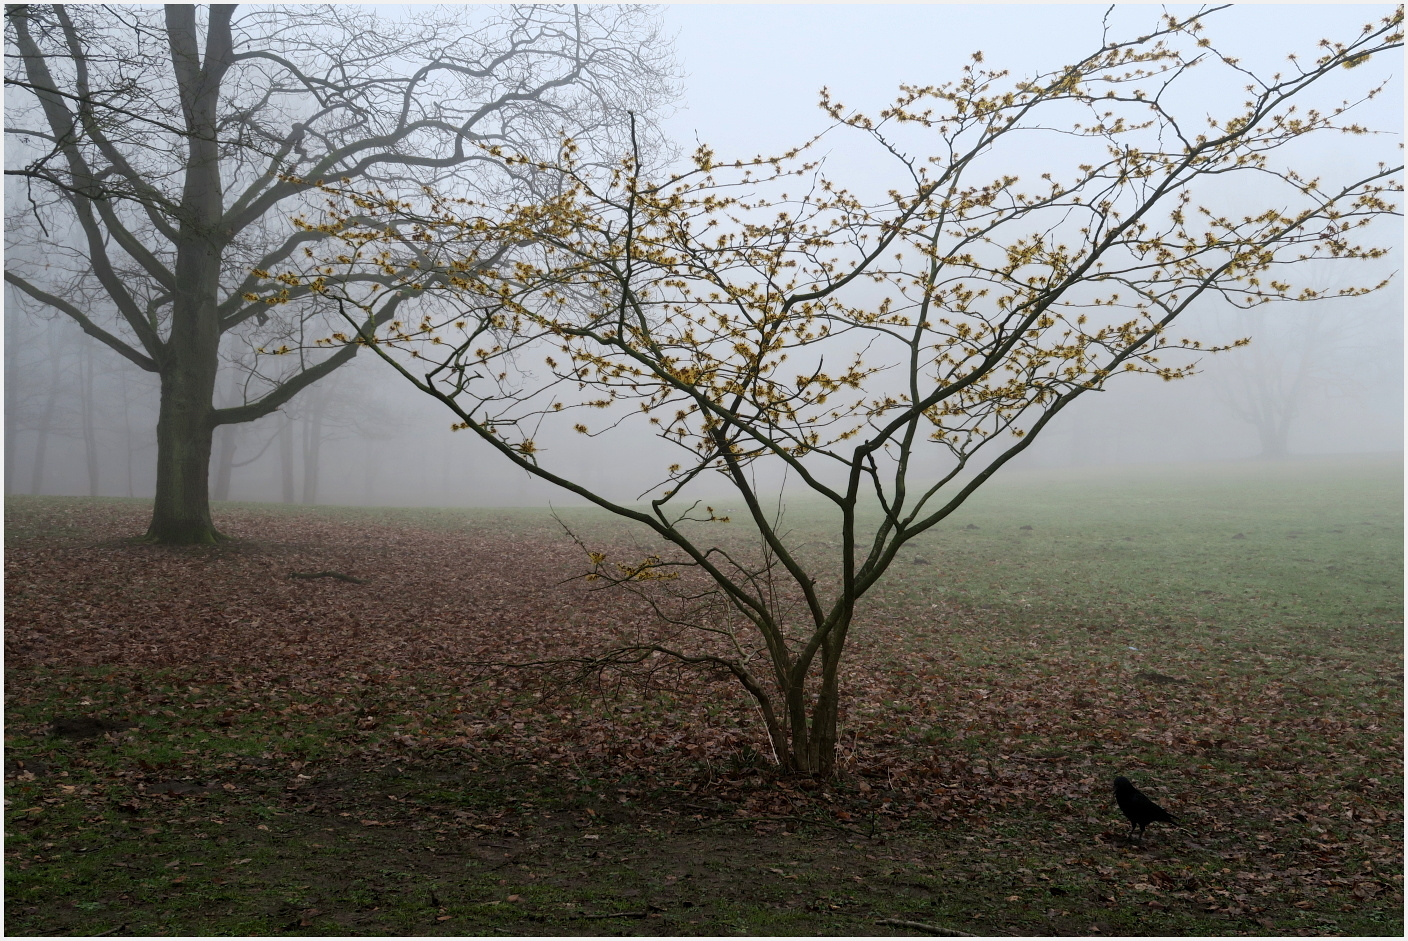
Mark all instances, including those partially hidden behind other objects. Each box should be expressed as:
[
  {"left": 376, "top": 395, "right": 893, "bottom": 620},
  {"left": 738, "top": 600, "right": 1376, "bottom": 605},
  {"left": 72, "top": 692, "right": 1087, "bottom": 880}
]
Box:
[{"left": 5, "top": 4, "right": 1402, "bottom": 508}]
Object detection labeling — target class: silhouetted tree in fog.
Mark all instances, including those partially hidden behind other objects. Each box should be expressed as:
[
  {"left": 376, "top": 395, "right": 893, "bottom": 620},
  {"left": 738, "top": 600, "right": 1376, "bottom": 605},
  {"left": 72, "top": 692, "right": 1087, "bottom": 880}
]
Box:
[
  {"left": 5, "top": 4, "right": 677, "bottom": 541},
  {"left": 1212, "top": 282, "right": 1401, "bottom": 459}
]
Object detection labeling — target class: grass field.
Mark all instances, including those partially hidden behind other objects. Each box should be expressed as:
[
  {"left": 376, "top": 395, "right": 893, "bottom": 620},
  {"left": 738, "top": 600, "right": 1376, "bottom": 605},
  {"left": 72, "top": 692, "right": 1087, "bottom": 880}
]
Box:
[{"left": 4, "top": 454, "right": 1402, "bottom": 936}]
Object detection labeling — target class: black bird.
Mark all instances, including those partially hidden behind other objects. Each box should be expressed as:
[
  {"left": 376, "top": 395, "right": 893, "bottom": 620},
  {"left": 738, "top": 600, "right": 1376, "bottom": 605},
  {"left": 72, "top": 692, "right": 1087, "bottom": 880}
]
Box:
[{"left": 1113, "top": 776, "right": 1177, "bottom": 841}]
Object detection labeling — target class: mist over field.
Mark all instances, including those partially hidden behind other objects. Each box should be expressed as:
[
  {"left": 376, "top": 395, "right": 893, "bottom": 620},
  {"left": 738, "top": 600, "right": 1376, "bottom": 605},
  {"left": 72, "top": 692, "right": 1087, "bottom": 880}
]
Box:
[
  {"left": 5, "top": 7, "right": 1404, "bottom": 935},
  {"left": 6, "top": 4, "right": 1402, "bottom": 509}
]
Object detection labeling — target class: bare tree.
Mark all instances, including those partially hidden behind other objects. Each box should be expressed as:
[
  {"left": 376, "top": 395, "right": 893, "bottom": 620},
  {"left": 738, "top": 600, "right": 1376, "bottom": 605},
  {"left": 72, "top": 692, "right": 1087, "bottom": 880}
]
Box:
[
  {"left": 290, "top": 365, "right": 397, "bottom": 505},
  {"left": 4, "top": 3, "right": 677, "bottom": 542},
  {"left": 305, "top": 9, "right": 1399, "bottom": 774},
  {"left": 1208, "top": 274, "right": 1401, "bottom": 459}
]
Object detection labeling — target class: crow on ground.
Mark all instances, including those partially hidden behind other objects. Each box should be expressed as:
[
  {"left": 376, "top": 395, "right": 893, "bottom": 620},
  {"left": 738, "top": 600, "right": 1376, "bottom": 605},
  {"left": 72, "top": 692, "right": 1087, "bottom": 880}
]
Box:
[{"left": 1113, "top": 776, "right": 1177, "bottom": 841}]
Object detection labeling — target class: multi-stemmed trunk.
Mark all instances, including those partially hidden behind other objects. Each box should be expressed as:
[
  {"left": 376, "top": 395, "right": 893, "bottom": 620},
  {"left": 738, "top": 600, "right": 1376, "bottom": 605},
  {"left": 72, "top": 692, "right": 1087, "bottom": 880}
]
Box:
[
  {"left": 782, "top": 677, "right": 843, "bottom": 777},
  {"left": 748, "top": 618, "right": 849, "bottom": 777}
]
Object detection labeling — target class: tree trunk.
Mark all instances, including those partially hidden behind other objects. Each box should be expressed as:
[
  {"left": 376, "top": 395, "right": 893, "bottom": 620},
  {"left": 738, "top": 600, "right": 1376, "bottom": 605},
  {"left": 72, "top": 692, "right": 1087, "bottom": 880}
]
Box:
[
  {"left": 144, "top": 197, "right": 224, "bottom": 541},
  {"left": 279, "top": 417, "right": 296, "bottom": 503},
  {"left": 759, "top": 640, "right": 846, "bottom": 778},
  {"left": 146, "top": 369, "right": 222, "bottom": 543},
  {"left": 4, "top": 410, "right": 15, "bottom": 495},
  {"left": 764, "top": 691, "right": 840, "bottom": 777},
  {"left": 787, "top": 699, "right": 841, "bottom": 777},
  {"left": 300, "top": 390, "right": 326, "bottom": 504},
  {"left": 143, "top": 6, "right": 232, "bottom": 544},
  {"left": 211, "top": 422, "right": 237, "bottom": 501},
  {"left": 119, "top": 367, "right": 137, "bottom": 498},
  {"left": 1256, "top": 421, "right": 1290, "bottom": 460},
  {"left": 363, "top": 446, "right": 382, "bottom": 504},
  {"left": 4, "top": 320, "right": 18, "bottom": 495},
  {"left": 210, "top": 372, "right": 240, "bottom": 502},
  {"left": 81, "top": 345, "right": 100, "bottom": 496},
  {"left": 301, "top": 417, "right": 322, "bottom": 505},
  {"left": 1248, "top": 388, "right": 1293, "bottom": 460},
  {"left": 29, "top": 351, "right": 62, "bottom": 495},
  {"left": 28, "top": 402, "right": 55, "bottom": 495}
]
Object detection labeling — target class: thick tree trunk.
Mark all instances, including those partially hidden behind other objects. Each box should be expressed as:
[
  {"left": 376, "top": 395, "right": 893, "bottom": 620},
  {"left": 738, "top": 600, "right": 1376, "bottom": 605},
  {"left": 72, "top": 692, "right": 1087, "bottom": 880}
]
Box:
[
  {"left": 144, "top": 175, "right": 224, "bottom": 540},
  {"left": 145, "top": 255, "right": 223, "bottom": 541},
  {"left": 142, "top": 6, "right": 232, "bottom": 544},
  {"left": 146, "top": 370, "right": 222, "bottom": 543}
]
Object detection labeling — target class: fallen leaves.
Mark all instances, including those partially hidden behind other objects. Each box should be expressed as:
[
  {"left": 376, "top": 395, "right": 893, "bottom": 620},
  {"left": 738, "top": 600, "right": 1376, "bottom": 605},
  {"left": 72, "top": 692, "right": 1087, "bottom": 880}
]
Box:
[{"left": 4, "top": 498, "right": 1402, "bottom": 932}]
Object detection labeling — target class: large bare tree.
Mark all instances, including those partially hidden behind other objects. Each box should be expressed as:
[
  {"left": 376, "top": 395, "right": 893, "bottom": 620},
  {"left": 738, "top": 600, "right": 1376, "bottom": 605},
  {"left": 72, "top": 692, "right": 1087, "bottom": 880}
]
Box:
[{"left": 4, "top": 3, "right": 676, "bottom": 542}]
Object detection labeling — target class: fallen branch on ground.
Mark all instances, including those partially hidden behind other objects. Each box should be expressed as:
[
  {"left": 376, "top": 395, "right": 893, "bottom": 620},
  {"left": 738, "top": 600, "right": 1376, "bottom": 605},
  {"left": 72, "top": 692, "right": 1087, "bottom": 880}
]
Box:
[
  {"left": 289, "top": 570, "right": 367, "bottom": 584},
  {"left": 876, "top": 917, "right": 977, "bottom": 936}
]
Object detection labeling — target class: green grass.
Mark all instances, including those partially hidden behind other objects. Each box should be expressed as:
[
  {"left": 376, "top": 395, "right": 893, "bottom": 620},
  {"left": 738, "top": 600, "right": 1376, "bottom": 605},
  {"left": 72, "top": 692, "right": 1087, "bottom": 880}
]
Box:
[{"left": 862, "top": 457, "right": 1402, "bottom": 700}]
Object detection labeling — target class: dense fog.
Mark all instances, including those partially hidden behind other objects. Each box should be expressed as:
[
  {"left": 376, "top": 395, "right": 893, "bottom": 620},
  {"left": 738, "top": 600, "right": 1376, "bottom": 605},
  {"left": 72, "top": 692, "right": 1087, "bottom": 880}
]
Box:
[{"left": 6, "top": 5, "right": 1402, "bottom": 509}]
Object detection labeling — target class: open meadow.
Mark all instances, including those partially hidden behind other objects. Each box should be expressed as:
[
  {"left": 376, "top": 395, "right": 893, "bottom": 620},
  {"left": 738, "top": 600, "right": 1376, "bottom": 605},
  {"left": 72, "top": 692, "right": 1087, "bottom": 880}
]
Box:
[{"left": 4, "top": 455, "right": 1402, "bottom": 937}]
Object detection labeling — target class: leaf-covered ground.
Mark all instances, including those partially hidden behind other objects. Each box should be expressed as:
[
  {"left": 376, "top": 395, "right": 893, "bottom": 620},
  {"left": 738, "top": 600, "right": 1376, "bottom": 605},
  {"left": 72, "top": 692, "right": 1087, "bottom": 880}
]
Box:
[{"left": 5, "top": 458, "right": 1403, "bottom": 936}]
